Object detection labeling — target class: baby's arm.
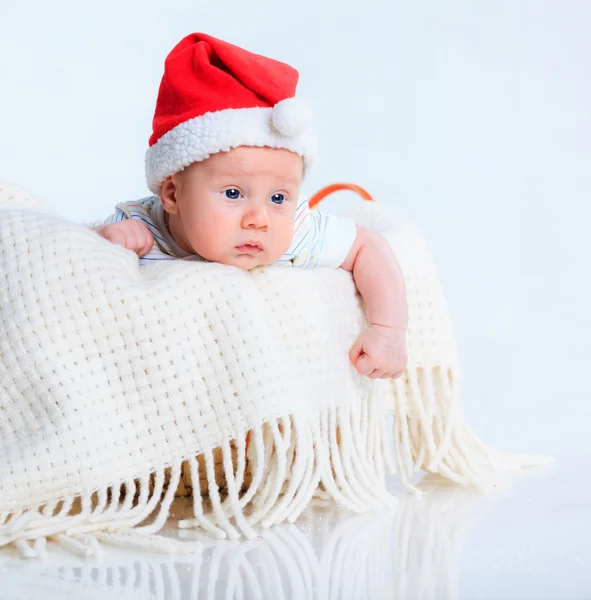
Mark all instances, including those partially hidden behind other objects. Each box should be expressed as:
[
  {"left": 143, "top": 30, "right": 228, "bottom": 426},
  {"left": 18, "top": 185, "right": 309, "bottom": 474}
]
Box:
[
  {"left": 92, "top": 221, "right": 154, "bottom": 258},
  {"left": 340, "top": 226, "right": 408, "bottom": 379}
]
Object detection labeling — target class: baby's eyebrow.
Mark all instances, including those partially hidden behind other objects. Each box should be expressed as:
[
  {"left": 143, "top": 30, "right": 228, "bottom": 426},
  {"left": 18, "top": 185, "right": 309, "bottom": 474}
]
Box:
[{"left": 276, "top": 176, "right": 301, "bottom": 187}]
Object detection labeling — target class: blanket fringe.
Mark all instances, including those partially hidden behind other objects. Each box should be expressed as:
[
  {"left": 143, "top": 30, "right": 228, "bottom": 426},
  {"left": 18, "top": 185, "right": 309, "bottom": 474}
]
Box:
[
  {"left": 0, "top": 391, "right": 395, "bottom": 555},
  {"left": 390, "top": 365, "right": 552, "bottom": 492},
  {"left": 0, "top": 365, "right": 551, "bottom": 555}
]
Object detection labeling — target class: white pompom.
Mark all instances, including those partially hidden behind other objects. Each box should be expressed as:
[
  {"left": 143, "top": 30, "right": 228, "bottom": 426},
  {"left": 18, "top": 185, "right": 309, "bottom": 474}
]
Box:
[{"left": 271, "top": 97, "right": 313, "bottom": 137}]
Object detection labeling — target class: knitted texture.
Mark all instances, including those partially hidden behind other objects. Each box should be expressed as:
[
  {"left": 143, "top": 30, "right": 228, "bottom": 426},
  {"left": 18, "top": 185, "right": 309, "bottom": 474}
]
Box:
[{"left": 0, "top": 182, "right": 544, "bottom": 557}]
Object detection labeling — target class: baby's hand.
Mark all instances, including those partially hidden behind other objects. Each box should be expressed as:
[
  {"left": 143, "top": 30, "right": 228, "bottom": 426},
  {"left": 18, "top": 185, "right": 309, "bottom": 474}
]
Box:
[
  {"left": 349, "top": 324, "right": 408, "bottom": 379},
  {"left": 95, "top": 221, "right": 154, "bottom": 257}
]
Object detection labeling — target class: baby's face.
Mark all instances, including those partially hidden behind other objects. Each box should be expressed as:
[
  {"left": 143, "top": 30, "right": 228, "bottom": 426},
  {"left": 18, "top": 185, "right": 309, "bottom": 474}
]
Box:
[{"left": 163, "top": 147, "right": 303, "bottom": 270}]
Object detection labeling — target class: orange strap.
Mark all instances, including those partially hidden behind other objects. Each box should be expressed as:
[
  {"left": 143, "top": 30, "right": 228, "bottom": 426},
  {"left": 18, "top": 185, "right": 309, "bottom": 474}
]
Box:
[{"left": 308, "top": 182, "right": 374, "bottom": 209}]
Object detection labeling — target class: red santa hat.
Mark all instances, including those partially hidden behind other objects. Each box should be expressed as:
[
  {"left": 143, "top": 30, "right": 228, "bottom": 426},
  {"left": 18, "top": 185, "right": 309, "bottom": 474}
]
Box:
[{"left": 145, "top": 33, "right": 317, "bottom": 194}]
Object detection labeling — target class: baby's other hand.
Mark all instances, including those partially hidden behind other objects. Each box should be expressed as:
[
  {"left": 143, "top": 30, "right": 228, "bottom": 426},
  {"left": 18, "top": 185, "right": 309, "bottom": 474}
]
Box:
[
  {"left": 349, "top": 324, "right": 408, "bottom": 379},
  {"left": 96, "top": 221, "right": 154, "bottom": 257}
]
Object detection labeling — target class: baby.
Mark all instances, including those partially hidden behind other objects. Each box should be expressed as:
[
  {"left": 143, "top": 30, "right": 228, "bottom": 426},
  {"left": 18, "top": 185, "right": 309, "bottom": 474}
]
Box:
[{"left": 94, "top": 33, "right": 408, "bottom": 380}]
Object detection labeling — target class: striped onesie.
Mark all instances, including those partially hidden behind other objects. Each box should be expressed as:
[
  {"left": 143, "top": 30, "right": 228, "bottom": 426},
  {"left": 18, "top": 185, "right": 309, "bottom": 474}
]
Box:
[{"left": 102, "top": 195, "right": 357, "bottom": 268}]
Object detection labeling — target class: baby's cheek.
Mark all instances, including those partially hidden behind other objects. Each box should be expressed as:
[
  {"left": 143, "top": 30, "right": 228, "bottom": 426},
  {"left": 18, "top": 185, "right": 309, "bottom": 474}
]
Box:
[
  {"left": 190, "top": 215, "right": 228, "bottom": 257},
  {"left": 280, "top": 231, "right": 294, "bottom": 255},
  {"left": 270, "top": 212, "right": 296, "bottom": 252},
  {"left": 278, "top": 220, "right": 296, "bottom": 254}
]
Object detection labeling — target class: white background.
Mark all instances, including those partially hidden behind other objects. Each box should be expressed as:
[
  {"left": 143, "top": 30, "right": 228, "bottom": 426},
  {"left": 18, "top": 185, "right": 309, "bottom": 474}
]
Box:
[
  {"left": 1, "top": 1, "right": 590, "bottom": 597},
  {"left": 1, "top": 0, "right": 589, "bottom": 458}
]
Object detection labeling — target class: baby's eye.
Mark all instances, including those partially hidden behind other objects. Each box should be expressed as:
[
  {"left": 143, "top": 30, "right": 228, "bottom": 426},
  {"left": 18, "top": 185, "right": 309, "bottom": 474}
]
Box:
[
  {"left": 225, "top": 189, "right": 241, "bottom": 200},
  {"left": 270, "top": 193, "right": 285, "bottom": 205}
]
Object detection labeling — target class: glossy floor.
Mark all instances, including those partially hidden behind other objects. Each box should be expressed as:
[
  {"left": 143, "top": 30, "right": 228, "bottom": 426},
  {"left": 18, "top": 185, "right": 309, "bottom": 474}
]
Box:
[{"left": 1, "top": 460, "right": 589, "bottom": 599}]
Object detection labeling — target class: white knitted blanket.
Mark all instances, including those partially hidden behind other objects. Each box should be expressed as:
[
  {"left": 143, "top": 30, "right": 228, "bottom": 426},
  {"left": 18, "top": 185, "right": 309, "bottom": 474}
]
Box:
[{"left": 0, "top": 182, "right": 542, "bottom": 557}]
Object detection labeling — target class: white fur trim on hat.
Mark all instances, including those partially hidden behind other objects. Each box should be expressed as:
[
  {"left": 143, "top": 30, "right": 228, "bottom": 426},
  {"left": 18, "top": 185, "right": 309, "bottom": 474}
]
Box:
[{"left": 145, "top": 103, "right": 317, "bottom": 194}]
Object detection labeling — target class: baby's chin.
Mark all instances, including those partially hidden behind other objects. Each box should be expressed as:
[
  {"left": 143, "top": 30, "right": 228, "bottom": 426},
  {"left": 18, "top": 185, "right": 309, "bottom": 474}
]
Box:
[{"left": 216, "top": 253, "right": 277, "bottom": 271}]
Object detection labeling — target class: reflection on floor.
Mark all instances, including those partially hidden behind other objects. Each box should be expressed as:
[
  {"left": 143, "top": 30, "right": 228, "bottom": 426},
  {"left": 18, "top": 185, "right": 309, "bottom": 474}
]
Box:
[
  {"left": 4, "top": 464, "right": 591, "bottom": 599},
  {"left": 1, "top": 478, "right": 496, "bottom": 600}
]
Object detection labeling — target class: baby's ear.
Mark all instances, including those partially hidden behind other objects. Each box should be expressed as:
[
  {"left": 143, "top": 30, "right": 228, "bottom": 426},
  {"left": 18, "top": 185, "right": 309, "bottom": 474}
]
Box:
[{"left": 160, "top": 176, "right": 179, "bottom": 215}]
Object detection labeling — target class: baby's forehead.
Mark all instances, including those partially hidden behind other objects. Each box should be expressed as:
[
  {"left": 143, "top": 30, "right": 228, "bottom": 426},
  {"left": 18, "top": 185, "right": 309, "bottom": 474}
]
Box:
[{"left": 202, "top": 146, "right": 304, "bottom": 181}]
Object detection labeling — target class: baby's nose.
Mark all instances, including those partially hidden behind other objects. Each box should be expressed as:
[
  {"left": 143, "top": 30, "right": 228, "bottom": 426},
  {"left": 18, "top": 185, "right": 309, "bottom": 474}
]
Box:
[{"left": 242, "top": 204, "right": 269, "bottom": 230}]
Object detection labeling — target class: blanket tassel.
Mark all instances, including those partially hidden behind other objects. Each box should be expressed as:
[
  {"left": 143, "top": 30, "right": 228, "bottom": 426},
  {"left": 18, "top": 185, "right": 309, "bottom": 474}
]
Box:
[{"left": 0, "top": 392, "right": 394, "bottom": 555}]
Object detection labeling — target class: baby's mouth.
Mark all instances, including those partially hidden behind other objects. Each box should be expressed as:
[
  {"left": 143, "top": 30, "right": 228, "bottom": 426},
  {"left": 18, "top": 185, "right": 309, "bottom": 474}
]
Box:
[{"left": 235, "top": 242, "right": 263, "bottom": 254}]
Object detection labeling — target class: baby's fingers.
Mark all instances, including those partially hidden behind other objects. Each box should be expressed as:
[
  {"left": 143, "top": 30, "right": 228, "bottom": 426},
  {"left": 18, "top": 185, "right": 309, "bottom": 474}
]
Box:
[
  {"left": 368, "top": 369, "right": 387, "bottom": 379},
  {"left": 127, "top": 228, "right": 142, "bottom": 251},
  {"left": 349, "top": 337, "right": 365, "bottom": 364},
  {"left": 354, "top": 353, "right": 374, "bottom": 376},
  {"left": 137, "top": 229, "right": 154, "bottom": 257},
  {"left": 391, "top": 369, "right": 405, "bottom": 380},
  {"left": 102, "top": 228, "right": 127, "bottom": 247}
]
